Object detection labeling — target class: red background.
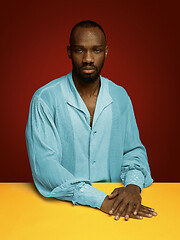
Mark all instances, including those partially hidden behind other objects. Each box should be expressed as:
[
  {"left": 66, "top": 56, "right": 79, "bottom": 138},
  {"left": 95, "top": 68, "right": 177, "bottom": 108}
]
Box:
[{"left": 0, "top": 0, "right": 179, "bottom": 182}]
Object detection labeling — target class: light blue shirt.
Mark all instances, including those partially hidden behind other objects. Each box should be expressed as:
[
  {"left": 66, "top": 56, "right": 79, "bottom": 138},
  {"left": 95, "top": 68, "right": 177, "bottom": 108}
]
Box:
[
  {"left": 25, "top": 72, "right": 153, "bottom": 209},
  {"left": 67, "top": 73, "right": 112, "bottom": 182}
]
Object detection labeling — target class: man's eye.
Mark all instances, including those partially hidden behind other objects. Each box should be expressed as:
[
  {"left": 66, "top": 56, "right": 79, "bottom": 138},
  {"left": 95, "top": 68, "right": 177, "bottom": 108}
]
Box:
[
  {"left": 94, "top": 49, "right": 101, "bottom": 53},
  {"left": 75, "top": 49, "right": 83, "bottom": 53}
]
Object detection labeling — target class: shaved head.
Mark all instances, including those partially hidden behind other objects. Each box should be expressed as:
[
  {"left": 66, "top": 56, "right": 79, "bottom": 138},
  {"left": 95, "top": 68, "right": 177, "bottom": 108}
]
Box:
[{"left": 69, "top": 20, "right": 106, "bottom": 46}]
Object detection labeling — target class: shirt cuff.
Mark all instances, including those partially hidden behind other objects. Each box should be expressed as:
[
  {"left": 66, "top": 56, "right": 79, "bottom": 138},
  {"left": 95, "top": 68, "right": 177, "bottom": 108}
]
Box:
[
  {"left": 72, "top": 183, "right": 107, "bottom": 209},
  {"left": 124, "top": 169, "right": 145, "bottom": 192}
]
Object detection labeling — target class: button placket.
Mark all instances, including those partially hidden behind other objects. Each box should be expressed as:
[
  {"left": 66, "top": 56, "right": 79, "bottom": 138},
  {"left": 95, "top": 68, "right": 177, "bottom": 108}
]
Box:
[{"left": 89, "top": 130, "right": 96, "bottom": 167}]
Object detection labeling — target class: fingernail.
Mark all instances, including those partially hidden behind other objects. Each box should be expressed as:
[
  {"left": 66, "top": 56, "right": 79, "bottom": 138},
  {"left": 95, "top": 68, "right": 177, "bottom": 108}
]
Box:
[
  {"left": 139, "top": 216, "right": 143, "bottom": 219},
  {"left": 109, "top": 210, "right": 113, "bottom": 214},
  {"left": 148, "top": 214, "right": 152, "bottom": 217},
  {"left": 134, "top": 210, "right": 137, "bottom": 215},
  {"left": 115, "top": 215, "right": 119, "bottom": 220},
  {"left": 151, "top": 208, "right": 154, "bottom": 211},
  {"left": 152, "top": 212, "right": 157, "bottom": 216},
  {"left": 125, "top": 215, "right": 129, "bottom": 221}
]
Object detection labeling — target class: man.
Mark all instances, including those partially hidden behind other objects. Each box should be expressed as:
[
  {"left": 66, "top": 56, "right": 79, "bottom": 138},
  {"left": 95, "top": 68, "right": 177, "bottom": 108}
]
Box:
[{"left": 25, "top": 20, "right": 157, "bottom": 221}]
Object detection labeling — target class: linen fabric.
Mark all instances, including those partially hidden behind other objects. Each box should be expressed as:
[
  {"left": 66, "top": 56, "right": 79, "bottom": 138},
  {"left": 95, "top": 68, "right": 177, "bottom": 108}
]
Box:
[{"left": 25, "top": 72, "right": 153, "bottom": 209}]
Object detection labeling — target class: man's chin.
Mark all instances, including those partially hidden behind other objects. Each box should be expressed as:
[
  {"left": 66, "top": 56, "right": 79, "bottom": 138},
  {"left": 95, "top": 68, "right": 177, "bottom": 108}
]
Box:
[{"left": 78, "top": 72, "right": 100, "bottom": 84}]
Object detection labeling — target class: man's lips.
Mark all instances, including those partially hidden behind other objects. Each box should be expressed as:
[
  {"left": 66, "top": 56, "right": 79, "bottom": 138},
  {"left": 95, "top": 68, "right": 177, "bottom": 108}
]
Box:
[{"left": 81, "top": 67, "right": 96, "bottom": 74}]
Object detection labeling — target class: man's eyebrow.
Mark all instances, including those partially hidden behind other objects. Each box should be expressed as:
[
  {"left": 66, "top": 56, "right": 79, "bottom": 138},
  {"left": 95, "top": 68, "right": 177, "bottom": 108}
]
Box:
[
  {"left": 93, "top": 45, "right": 104, "bottom": 47},
  {"left": 72, "top": 45, "right": 104, "bottom": 47}
]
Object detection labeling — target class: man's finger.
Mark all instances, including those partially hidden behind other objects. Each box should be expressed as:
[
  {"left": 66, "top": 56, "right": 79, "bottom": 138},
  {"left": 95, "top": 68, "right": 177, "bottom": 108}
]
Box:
[
  {"left": 108, "top": 189, "right": 119, "bottom": 199},
  {"left": 115, "top": 201, "right": 129, "bottom": 220},
  {"left": 141, "top": 205, "right": 156, "bottom": 212},
  {"left": 133, "top": 201, "right": 140, "bottom": 215},
  {"left": 139, "top": 207, "right": 157, "bottom": 216},
  {"left": 137, "top": 210, "right": 155, "bottom": 218},
  {"left": 124, "top": 202, "right": 134, "bottom": 221},
  {"left": 109, "top": 196, "right": 123, "bottom": 214},
  {"left": 129, "top": 214, "right": 143, "bottom": 220}
]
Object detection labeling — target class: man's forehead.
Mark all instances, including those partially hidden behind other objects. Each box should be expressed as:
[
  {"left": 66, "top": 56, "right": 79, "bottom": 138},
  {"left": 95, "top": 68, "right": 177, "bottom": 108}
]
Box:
[{"left": 71, "top": 27, "right": 106, "bottom": 45}]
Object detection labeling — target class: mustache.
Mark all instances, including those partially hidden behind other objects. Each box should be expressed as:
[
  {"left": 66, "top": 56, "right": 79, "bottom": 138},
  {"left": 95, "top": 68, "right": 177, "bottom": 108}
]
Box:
[{"left": 80, "top": 63, "right": 97, "bottom": 69}]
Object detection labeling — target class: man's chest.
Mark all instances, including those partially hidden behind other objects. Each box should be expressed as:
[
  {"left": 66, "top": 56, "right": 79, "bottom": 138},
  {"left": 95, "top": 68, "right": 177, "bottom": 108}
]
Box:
[{"left": 81, "top": 95, "right": 98, "bottom": 127}]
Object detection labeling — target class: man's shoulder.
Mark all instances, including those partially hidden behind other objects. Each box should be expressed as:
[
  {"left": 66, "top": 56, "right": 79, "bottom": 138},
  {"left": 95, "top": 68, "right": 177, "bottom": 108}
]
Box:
[
  {"left": 102, "top": 76, "right": 130, "bottom": 103},
  {"left": 33, "top": 74, "right": 68, "bottom": 100}
]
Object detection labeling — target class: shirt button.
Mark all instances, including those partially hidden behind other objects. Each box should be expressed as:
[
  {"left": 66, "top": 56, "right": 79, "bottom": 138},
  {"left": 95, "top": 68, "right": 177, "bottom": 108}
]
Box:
[
  {"left": 91, "top": 161, "right": 95, "bottom": 165},
  {"left": 93, "top": 131, "right": 97, "bottom": 135}
]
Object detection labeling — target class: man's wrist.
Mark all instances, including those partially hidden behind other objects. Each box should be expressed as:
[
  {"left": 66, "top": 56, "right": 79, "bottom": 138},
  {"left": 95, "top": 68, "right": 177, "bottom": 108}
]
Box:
[
  {"left": 124, "top": 169, "right": 144, "bottom": 192},
  {"left": 125, "top": 184, "right": 141, "bottom": 193}
]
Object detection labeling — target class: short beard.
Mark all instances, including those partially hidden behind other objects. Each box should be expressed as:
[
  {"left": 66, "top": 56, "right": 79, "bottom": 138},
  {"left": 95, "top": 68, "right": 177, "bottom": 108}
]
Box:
[
  {"left": 74, "top": 68, "right": 100, "bottom": 84},
  {"left": 72, "top": 61, "right": 104, "bottom": 85}
]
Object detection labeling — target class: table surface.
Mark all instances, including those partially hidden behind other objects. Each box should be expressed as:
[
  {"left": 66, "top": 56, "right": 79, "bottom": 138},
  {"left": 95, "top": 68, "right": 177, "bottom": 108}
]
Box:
[{"left": 0, "top": 182, "right": 180, "bottom": 240}]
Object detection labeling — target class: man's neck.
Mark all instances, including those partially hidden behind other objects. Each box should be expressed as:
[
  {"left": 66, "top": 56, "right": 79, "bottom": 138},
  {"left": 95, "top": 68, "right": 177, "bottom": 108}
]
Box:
[{"left": 72, "top": 71, "right": 101, "bottom": 98}]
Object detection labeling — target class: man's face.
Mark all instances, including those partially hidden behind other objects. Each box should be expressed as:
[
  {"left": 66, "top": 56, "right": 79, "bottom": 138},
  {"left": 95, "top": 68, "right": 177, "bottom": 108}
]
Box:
[{"left": 67, "top": 27, "right": 108, "bottom": 84}]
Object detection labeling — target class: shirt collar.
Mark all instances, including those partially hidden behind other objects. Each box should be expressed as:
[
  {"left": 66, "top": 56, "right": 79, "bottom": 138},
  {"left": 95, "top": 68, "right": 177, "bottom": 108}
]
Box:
[{"left": 66, "top": 71, "right": 113, "bottom": 126}]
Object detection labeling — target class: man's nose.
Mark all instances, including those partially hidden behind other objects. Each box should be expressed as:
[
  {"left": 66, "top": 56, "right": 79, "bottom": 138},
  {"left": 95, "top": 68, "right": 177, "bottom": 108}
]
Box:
[{"left": 83, "top": 51, "right": 94, "bottom": 64}]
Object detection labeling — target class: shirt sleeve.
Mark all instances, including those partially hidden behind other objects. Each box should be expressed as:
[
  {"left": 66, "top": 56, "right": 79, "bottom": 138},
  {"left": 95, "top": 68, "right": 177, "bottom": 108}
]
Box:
[
  {"left": 25, "top": 95, "right": 107, "bottom": 209},
  {"left": 120, "top": 98, "right": 153, "bottom": 190},
  {"left": 124, "top": 169, "right": 145, "bottom": 192}
]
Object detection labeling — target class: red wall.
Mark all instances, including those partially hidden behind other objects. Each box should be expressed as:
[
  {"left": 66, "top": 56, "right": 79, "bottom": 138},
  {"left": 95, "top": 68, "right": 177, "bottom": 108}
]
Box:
[{"left": 0, "top": 0, "right": 179, "bottom": 182}]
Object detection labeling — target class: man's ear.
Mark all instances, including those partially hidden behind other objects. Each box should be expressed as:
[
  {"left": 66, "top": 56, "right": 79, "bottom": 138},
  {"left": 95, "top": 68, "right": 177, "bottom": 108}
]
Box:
[
  {"left": 105, "top": 45, "right": 109, "bottom": 58},
  {"left": 67, "top": 46, "right": 72, "bottom": 59}
]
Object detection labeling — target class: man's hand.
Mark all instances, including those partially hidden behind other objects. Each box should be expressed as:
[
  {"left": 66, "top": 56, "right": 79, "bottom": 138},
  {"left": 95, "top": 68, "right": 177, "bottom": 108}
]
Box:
[
  {"left": 108, "top": 184, "right": 141, "bottom": 220},
  {"left": 100, "top": 184, "right": 157, "bottom": 220},
  {"left": 100, "top": 194, "right": 157, "bottom": 220}
]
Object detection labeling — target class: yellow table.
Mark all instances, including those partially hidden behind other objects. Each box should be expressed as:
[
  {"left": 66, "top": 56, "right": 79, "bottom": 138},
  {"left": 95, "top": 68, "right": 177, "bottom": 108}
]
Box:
[{"left": 0, "top": 183, "right": 180, "bottom": 240}]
